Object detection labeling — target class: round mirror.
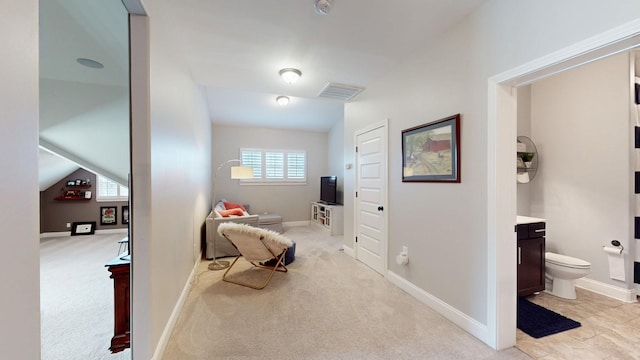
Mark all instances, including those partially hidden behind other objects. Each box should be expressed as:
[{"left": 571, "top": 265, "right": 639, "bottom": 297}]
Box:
[{"left": 517, "top": 136, "right": 538, "bottom": 183}]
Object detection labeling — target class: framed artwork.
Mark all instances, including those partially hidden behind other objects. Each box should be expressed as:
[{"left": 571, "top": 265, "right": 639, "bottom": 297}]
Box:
[
  {"left": 71, "top": 221, "right": 96, "bottom": 236},
  {"left": 100, "top": 206, "right": 117, "bottom": 225},
  {"left": 402, "top": 113, "right": 461, "bottom": 183},
  {"left": 122, "top": 205, "right": 129, "bottom": 224}
]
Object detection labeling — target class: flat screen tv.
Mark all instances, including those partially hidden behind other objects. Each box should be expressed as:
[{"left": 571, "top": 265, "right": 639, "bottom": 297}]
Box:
[{"left": 320, "top": 176, "right": 338, "bottom": 205}]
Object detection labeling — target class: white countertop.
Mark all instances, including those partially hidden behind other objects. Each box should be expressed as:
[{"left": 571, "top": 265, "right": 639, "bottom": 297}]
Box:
[{"left": 516, "top": 215, "right": 546, "bottom": 224}]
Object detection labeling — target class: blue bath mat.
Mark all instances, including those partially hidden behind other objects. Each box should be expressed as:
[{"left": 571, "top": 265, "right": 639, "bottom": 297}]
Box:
[{"left": 517, "top": 297, "right": 581, "bottom": 338}]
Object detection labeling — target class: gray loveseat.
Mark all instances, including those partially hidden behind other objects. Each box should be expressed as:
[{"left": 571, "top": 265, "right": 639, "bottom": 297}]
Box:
[{"left": 205, "top": 210, "right": 259, "bottom": 259}]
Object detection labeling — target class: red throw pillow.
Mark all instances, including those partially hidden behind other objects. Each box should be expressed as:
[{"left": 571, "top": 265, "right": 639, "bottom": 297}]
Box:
[
  {"left": 223, "top": 202, "right": 246, "bottom": 211},
  {"left": 218, "top": 208, "right": 244, "bottom": 217}
]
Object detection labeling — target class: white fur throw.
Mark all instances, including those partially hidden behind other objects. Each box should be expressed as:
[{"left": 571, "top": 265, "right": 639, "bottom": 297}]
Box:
[{"left": 217, "top": 222, "right": 293, "bottom": 262}]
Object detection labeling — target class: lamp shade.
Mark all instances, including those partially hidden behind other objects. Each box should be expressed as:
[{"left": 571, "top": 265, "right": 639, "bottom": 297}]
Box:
[{"left": 230, "top": 166, "right": 253, "bottom": 179}]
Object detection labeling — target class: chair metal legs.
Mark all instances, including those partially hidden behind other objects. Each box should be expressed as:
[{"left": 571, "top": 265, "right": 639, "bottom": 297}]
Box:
[{"left": 222, "top": 249, "right": 289, "bottom": 290}]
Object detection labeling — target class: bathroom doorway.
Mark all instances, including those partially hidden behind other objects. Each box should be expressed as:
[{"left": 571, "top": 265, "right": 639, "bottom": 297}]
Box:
[
  {"left": 514, "top": 51, "right": 640, "bottom": 357},
  {"left": 489, "top": 22, "right": 640, "bottom": 354}
]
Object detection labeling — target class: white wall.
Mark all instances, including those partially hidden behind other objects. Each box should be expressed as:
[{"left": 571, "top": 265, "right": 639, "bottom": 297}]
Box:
[
  {"left": 328, "top": 118, "right": 345, "bottom": 204},
  {"left": 344, "top": 0, "right": 640, "bottom": 346},
  {"left": 529, "top": 52, "right": 632, "bottom": 288},
  {"left": 131, "top": 5, "right": 212, "bottom": 358},
  {"left": 212, "top": 124, "right": 328, "bottom": 220},
  {"left": 517, "top": 86, "right": 532, "bottom": 215},
  {"left": 0, "top": 1, "right": 40, "bottom": 358}
]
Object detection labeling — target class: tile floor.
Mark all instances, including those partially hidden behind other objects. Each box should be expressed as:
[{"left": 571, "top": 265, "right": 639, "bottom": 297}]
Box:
[{"left": 516, "top": 288, "right": 640, "bottom": 359}]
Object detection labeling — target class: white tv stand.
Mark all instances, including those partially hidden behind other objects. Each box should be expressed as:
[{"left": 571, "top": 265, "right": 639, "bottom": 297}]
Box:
[{"left": 311, "top": 202, "right": 343, "bottom": 235}]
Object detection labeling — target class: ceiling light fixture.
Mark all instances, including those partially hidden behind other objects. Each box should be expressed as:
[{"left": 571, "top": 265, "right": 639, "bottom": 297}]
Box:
[
  {"left": 279, "top": 68, "right": 302, "bottom": 84},
  {"left": 76, "top": 58, "right": 104, "bottom": 69},
  {"left": 276, "top": 96, "right": 290, "bottom": 106},
  {"left": 314, "top": 0, "right": 333, "bottom": 15}
]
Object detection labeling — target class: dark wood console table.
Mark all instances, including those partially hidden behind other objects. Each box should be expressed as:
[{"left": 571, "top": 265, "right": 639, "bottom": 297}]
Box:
[{"left": 105, "top": 255, "right": 130, "bottom": 353}]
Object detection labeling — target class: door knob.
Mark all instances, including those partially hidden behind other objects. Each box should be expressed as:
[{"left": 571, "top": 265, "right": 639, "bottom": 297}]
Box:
[{"left": 377, "top": 206, "right": 384, "bottom": 211}]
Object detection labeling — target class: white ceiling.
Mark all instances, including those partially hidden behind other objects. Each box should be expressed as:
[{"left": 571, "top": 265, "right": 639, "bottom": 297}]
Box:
[
  {"left": 153, "top": 0, "right": 487, "bottom": 131},
  {"left": 38, "top": 0, "right": 487, "bottom": 189}
]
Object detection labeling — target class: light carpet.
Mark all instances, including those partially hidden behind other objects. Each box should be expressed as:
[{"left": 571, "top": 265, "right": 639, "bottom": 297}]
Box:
[
  {"left": 162, "top": 226, "right": 530, "bottom": 359},
  {"left": 40, "top": 233, "right": 131, "bottom": 360}
]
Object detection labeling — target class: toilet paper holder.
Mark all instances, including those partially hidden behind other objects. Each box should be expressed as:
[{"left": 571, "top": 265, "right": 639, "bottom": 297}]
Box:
[{"left": 605, "top": 240, "right": 624, "bottom": 253}]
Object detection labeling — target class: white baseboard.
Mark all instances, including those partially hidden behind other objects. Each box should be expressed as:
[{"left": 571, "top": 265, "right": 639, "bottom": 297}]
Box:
[
  {"left": 96, "top": 228, "right": 128, "bottom": 235},
  {"left": 283, "top": 220, "right": 310, "bottom": 228},
  {"left": 40, "top": 231, "right": 71, "bottom": 238},
  {"left": 342, "top": 245, "right": 355, "bottom": 257},
  {"left": 153, "top": 255, "right": 202, "bottom": 360},
  {"left": 40, "top": 228, "right": 127, "bottom": 238},
  {"left": 575, "top": 277, "right": 637, "bottom": 303},
  {"left": 386, "top": 271, "right": 489, "bottom": 345}
]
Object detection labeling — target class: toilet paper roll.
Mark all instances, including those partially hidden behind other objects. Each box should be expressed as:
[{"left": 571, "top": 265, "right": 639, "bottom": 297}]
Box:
[
  {"left": 603, "top": 246, "right": 625, "bottom": 281},
  {"left": 517, "top": 172, "right": 530, "bottom": 184}
]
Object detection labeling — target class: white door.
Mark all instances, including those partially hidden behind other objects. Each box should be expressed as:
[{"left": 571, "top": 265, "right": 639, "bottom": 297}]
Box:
[{"left": 355, "top": 121, "right": 387, "bottom": 275}]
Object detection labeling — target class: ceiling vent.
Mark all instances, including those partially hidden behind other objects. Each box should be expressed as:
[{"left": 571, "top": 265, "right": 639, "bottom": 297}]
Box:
[{"left": 317, "top": 82, "right": 365, "bottom": 102}]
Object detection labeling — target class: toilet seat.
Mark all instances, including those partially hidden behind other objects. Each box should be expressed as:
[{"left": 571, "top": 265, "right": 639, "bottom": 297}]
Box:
[{"left": 545, "top": 252, "right": 591, "bottom": 269}]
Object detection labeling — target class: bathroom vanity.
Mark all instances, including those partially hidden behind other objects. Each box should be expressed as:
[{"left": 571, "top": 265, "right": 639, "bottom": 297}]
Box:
[{"left": 516, "top": 216, "right": 546, "bottom": 297}]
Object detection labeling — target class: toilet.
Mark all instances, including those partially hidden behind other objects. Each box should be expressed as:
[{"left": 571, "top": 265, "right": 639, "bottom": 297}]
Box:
[{"left": 545, "top": 251, "right": 591, "bottom": 299}]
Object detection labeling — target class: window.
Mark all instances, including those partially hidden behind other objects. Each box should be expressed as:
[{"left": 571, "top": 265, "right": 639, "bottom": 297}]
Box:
[
  {"left": 240, "top": 148, "right": 306, "bottom": 184},
  {"left": 96, "top": 175, "right": 129, "bottom": 201}
]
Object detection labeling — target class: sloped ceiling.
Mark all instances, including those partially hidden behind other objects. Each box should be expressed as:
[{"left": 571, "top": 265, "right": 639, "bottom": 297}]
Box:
[
  {"left": 39, "top": 0, "right": 129, "bottom": 189},
  {"left": 38, "top": 149, "right": 79, "bottom": 191}
]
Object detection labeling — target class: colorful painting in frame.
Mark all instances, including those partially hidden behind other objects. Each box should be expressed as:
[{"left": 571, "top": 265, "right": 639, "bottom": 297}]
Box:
[
  {"left": 402, "top": 113, "right": 460, "bottom": 183},
  {"left": 100, "top": 206, "right": 117, "bottom": 225}
]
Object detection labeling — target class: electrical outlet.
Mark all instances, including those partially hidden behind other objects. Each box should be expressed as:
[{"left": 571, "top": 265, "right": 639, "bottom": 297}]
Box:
[
  {"left": 402, "top": 246, "right": 408, "bottom": 255},
  {"left": 66, "top": 223, "right": 71, "bottom": 228}
]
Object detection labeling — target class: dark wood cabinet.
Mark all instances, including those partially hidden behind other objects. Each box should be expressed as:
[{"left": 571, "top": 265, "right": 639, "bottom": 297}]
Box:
[
  {"left": 517, "top": 221, "right": 545, "bottom": 297},
  {"left": 106, "top": 256, "right": 130, "bottom": 353}
]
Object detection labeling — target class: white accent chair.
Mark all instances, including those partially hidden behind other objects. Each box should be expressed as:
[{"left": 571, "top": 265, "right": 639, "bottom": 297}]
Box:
[{"left": 217, "top": 222, "right": 294, "bottom": 289}]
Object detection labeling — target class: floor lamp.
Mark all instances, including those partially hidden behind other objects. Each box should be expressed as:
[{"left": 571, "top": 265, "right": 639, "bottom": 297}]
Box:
[{"left": 208, "top": 159, "right": 253, "bottom": 271}]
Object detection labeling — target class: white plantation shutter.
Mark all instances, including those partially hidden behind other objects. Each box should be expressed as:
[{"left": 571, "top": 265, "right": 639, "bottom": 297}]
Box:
[
  {"left": 97, "top": 175, "right": 128, "bottom": 201},
  {"left": 287, "top": 152, "right": 305, "bottom": 179},
  {"left": 241, "top": 150, "right": 262, "bottom": 179},
  {"left": 240, "top": 148, "right": 306, "bottom": 184},
  {"left": 265, "top": 152, "right": 284, "bottom": 179},
  {"left": 99, "top": 176, "right": 118, "bottom": 197}
]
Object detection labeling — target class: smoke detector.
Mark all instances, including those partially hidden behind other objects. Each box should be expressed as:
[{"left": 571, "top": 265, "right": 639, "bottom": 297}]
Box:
[{"left": 314, "top": 0, "right": 333, "bottom": 15}]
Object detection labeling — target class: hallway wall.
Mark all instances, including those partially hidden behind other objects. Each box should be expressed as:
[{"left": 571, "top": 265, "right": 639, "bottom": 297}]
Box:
[
  {"left": 0, "top": 0, "right": 40, "bottom": 358},
  {"left": 130, "top": 7, "right": 213, "bottom": 359}
]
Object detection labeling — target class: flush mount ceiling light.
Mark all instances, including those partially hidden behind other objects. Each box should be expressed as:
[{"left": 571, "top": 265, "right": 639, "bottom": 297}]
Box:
[
  {"left": 276, "top": 96, "right": 290, "bottom": 106},
  {"left": 76, "top": 58, "right": 104, "bottom": 69},
  {"left": 279, "top": 68, "right": 302, "bottom": 84},
  {"left": 314, "top": 0, "right": 333, "bottom": 15}
]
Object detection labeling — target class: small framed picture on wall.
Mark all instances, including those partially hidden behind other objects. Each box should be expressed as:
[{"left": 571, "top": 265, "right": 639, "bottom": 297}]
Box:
[
  {"left": 122, "top": 205, "right": 129, "bottom": 225},
  {"left": 100, "top": 206, "right": 117, "bottom": 225},
  {"left": 71, "top": 221, "right": 96, "bottom": 236}
]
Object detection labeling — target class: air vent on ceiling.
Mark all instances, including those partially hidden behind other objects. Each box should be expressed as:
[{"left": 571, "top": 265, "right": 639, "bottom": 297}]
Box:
[{"left": 317, "top": 82, "right": 365, "bottom": 102}]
